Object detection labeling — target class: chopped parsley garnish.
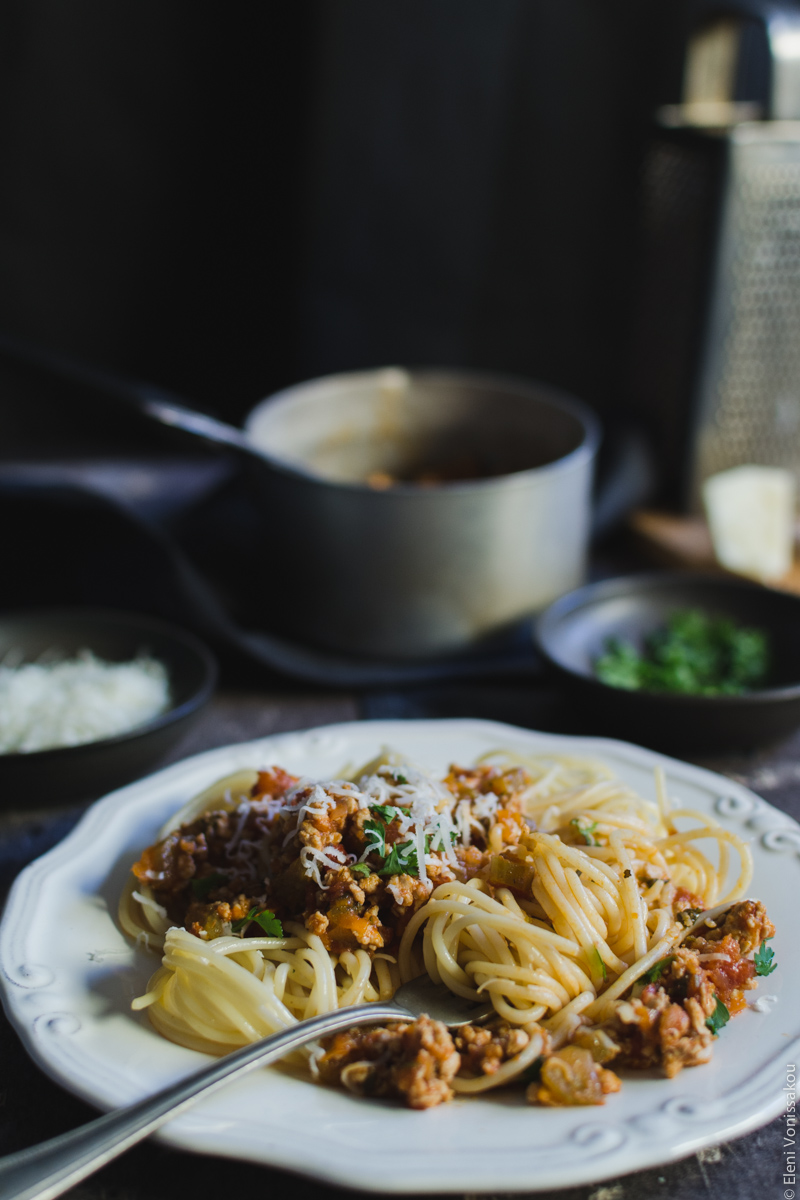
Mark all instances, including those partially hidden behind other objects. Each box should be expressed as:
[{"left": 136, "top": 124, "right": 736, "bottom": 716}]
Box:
[
  {"left": 594, "top": 609, "right": 769, "bottom": 696},
  {"left": 252, "top": 910, "right": 283, "bottom": 937},
  {"left": 678, "top": 907, "right": 704, "bottom": 928},
  {"left": 378, "top": 839, "right": 419, "bottom": 877},
  {"left": 642, "top": 955, "right": 674, "bottom": 984},
  {"left": 363, "top": 819, "right": 387, "bottom": 858},
  {"left": 426, "top": 828, "right": 457, "bottom": 853},
  {"left": 362, "top": 810, "right": 456, "bottom": 879},
  {"left": 394, "top": 773, "right": 408, "bottom": 785},
  {"left": 571, "top": 818, "right": 598, "bottom": 846},
  {"left": 350, "top": 862, "right": 372, "bottom": 877},
  {"left": 705, "top": 997, "right": 730, "bottom": 1035},
  {"left": 231, "top": 907, "right": 283, "bottom": 937},
  {"left": 370, "top": 803, "right": 409, "bottom": 824},
  {"left": 754, "top": 938, "right": 777, "bottom": 976},
  {"left": 190, "top": 872, "right": 228, "bottom": 898}
]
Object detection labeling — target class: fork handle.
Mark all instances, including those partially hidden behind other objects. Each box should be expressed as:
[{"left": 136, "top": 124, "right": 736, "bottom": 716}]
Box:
[{"left": 0, "top": 1002, "right": 405, "bottom": 1200}]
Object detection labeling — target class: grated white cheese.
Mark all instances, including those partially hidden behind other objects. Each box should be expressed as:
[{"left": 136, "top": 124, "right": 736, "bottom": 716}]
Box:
[
  {"left": 413, "top": 823, "right": 428, "bottom": 887},
  {"left": 455, "top": 799, "right": 473, "bottom": 847},
  {"left": 471, "top": 791, "right": 499, "bottom": 821},
  {"left": 281, "top": 781, "right": 336, "bottom": 846},
  {"left": 0, "top": 650, "right": 170, "bottom": 753},
  {"left": 300, "top": 844, "right": 352, "bottom": 887},
  {"left": 224, "top": 801, "right": 257, "bottom": 861},
  {"left": 267, "top": 759, "right": 474, "bottom": 889}
]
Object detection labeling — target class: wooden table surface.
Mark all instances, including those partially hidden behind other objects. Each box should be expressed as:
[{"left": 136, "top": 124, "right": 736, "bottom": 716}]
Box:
[{"left": 1, "top": 684, "right": 796, "bottom": 1200}]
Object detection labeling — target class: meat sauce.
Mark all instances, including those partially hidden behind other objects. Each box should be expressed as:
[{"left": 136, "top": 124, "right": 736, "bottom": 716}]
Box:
[
  {"left": 131, "top": 764, "right": 775, "bottom": 1109},
  {"left": 131, "top": 762, "right": 524, "bottom": 953}
]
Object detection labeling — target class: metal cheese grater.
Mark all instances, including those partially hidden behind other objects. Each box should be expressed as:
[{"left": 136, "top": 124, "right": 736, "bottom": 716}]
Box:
[{"left": 630, "top": 4, "right": 800, "bottom": 511}]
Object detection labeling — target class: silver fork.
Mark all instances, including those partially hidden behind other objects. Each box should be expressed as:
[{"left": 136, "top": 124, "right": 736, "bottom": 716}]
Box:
[{"left": 0, "top": 975, "right": 492, "bottom": 1200}]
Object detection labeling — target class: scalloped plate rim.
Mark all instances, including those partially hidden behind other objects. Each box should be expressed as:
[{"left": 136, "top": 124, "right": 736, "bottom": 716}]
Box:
[{"left": 0, "top": 717, "right": 796, "bottom": 1193}]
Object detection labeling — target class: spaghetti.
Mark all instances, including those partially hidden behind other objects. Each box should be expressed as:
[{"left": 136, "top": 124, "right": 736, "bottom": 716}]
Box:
[{"left": 120, "top": 747, "right": 773, "bottom": 1108}]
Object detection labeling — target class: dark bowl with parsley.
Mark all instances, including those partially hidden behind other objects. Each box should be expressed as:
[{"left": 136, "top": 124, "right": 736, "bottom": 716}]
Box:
[{"left": 535, "top": 573, "right": 800, "bottom": 752}]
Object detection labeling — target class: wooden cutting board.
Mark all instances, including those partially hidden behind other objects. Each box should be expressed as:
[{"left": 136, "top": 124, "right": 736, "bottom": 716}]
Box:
[{"left": 628, "top": 509, "right": 800, "bottom": 596}]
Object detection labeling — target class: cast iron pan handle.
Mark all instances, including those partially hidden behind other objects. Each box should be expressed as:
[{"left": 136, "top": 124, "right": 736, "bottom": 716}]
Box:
[
  {"left": 0, "top": 329, "right": 256, "bottom": 460},
  {"left": 0, "top": 329, "right": 653, "bottom": 537}
]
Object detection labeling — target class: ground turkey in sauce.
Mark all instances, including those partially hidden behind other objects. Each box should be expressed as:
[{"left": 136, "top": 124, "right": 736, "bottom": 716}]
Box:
[
  {"left": 598, "top": 899, "right": 775, "bottom": 1077},
  {"left": 131, "top": 762, "right": 528, "bottom": 954},
  {"left": 317, "top": 1016, "right": 461, "bottom": 1109},
  {"left": 454, "top": 1022, "right": 533, "bottom": 1076}
]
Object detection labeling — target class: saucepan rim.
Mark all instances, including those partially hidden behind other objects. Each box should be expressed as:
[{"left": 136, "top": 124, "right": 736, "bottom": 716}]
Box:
[{"left": 242, "top": 366, "right": 602, "bottom": 497}]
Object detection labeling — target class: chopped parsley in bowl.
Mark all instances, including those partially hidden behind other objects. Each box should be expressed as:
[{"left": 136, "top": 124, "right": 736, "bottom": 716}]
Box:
[
  {"left": 594, "top": 609, "right": 770, "bottom": 696},
  {"left": 535, "top": 573, "right": 800, "bottom": 751}
]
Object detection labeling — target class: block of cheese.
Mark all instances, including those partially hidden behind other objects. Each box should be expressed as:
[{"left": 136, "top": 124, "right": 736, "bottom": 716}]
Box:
[{"left": 702, "top": 465, "right": 796, "bottom": 581}]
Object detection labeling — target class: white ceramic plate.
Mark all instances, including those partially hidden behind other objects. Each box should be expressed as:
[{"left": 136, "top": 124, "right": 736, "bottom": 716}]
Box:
[{"left": 0, "top": 719, "right": 796, "bottom": 1194}]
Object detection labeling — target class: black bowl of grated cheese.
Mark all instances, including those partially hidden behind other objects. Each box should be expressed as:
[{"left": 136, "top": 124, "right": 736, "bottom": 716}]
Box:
[{"left": 0, "top": 608, "right": 216, "bottom": 804}]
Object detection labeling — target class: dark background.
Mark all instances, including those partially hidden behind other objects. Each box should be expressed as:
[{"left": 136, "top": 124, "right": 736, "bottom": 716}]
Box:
[{"left": 0, "top": 0, "right": 690, "bottom": 449}]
